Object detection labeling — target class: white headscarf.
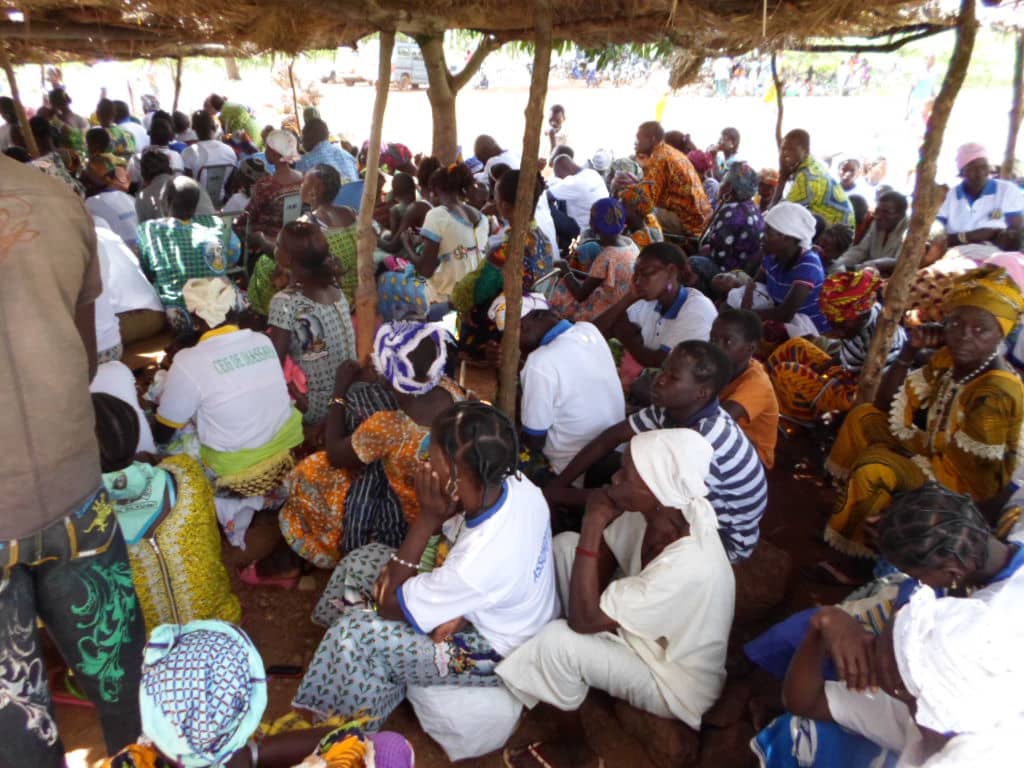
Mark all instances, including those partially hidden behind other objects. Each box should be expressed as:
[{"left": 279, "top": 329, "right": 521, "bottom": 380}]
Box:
[
  {"left": 628, "top": 429, "right": 718, "bottom": 541},
  {"left": 487, "top": 292, "right": 550, "bottom": 332},
  {"left": 183, "top": 277, "right": 237, "bottom": 328},
  {"left": 894, "top": 581, "right": 1024, "bottom": 736},
  {"left": 371, "top": 321, "right": 448, "bottom": 395},
  {"left": 764, "top": 201, "right": 817, "bottom": 250}
]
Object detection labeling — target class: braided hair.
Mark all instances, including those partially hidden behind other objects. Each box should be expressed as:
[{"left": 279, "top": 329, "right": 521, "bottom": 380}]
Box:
[
  {"left": 92, "top": 393, "right": 140, "bottom": 473},
  {"left": 431, "top": 401, "right": 518, "bottom": 491},
  {"left": 877, "top": 482, "right": 992, "bottom": 572}
]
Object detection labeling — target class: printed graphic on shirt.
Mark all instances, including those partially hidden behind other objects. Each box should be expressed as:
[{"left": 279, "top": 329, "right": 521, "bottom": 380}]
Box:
[
  {"left": 211, "top": 344, "right": 277, "bottom": 374},
  {"left": 294, "top": 311, "right": 331, "bottom": 361},
  {"left": 202, "top": 239, "right": 226, "bottom": 273}
]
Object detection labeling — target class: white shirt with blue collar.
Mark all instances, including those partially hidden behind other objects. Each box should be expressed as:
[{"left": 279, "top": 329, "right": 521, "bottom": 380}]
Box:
[
  {"left": 937, "top": 178, "right": 1024, "bottom": 234},
  {"left": 626, "top": 285, "right": 718, "bottom": 353}
]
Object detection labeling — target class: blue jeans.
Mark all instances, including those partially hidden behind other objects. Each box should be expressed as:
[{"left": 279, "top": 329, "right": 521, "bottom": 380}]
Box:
[{"left": 0, "top": 489, "right": 145, "bottom": 767}]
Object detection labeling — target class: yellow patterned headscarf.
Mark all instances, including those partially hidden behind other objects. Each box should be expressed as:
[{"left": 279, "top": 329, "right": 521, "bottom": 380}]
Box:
[
  {"left": 820, "top": 269, "right": 882, "bottom": 325},
  {"left": 944, "top": 265, "right": 1024, "bottom": 335}
]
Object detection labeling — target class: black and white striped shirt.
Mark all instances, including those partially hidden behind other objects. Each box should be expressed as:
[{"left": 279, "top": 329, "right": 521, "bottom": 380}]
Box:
[
  {"left": 839, "top": 303, "right": 906, "bottom": 372},
  {"left": 628, "top": 401, "right": 767, "bottom": 562}
]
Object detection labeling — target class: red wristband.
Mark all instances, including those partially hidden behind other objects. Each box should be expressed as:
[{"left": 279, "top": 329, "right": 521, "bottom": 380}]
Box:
[{"left": 576, "top": 545, "right": 600, "bottom": 559}]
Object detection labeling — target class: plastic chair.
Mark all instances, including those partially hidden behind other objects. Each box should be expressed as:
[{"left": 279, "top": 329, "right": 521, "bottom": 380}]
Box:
[
  {"left": 198, "top": 164, "right": 234, "bottom": 207},
  {"left": 335, "top": 180, "right": 365, "bottom": 211},
  {"left": 281, "top": 192, "right": 303, "bottom": 225}
]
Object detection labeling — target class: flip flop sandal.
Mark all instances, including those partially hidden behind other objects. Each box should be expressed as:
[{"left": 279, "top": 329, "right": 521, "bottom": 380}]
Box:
[{"left": 238, "top": 562, "right": 300, "bottom": 590}]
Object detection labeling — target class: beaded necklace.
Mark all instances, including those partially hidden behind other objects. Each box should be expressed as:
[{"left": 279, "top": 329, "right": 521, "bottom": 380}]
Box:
[{"left": 928, "top": 349, "right": 1000, "bottom": 450}]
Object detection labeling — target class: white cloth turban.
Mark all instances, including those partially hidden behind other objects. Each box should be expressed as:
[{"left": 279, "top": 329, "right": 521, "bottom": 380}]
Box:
[
  {"left": 764, "top": 201, "right": 817, "bottom": 250},
  {"left": 183, "top": 277, "right": 237, "bottom": 328},
  {"left": 488, "top": 292, "right": 550, "bottom": 332}
]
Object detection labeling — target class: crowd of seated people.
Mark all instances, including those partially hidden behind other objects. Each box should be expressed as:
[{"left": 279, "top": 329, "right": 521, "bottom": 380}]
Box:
[{"left": 4, "top": 82, "right": 1024, "bottom": 768}]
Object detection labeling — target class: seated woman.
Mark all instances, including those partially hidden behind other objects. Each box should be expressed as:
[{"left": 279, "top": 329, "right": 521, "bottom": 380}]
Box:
[
  {"left": 153, "top": 278, "right": 303, "bottom": 513},
  {"left": 616, "top": 181, "right": 664, "bottom": 249},
  {"left": 690, "top": 162, "right": 765, "bottom": 288},
  {"left": 268, "top": 221, "right": 357, "bottom": 429},
  {"left": 727, "top": 202, "right": 830, "bottom": 340},
  {"left": 767, "top": 269, "right": 905, "bottom": 421},
  {"left": 825, "top": 266, "right": 1024, "bottom": 566},
  {"left": 548, "top": 198, "right": 640, "bottom": 322},
  {"left": 455, "top": 169, "right": 554, "bottom": 358},
  {"left": 249, "top": 322, "right": 466, "bottom": 582},
  {"left": 292, "top": 402, "right": 559, "bottom": 728},
  {"left": 754, "top": 484, "right": 1024, "bottom": 768},
  {"left": 234, "top": 129, "right": 304, "bottom": 260},
  {"left": 498, "top": 429, "right": 734, "bottom": 767},
  {"left": 301, "top": 164, "right": 359, "bottom": 306},
  {"left": 379, "top": 162, "right": 487, "bottom": 321},
  {"left": 93, "top": 393, "right": 240, "bottom": 632},
  {"left": 376, "top": 158, "right": 440, "bottom": 266}
]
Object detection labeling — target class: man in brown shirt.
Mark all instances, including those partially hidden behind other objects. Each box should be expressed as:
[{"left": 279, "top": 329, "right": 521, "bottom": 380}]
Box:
[{"left": 0, "top": 155, "right": 144, "bottom": 766}]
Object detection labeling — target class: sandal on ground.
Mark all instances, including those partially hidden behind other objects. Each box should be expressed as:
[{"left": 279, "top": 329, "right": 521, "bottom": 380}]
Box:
[
  {"left": 238, "top": 562, "right": 300, "bottom": 589},
  {"left": 503, "top": 741, "right": 604, "bottom": 768}
]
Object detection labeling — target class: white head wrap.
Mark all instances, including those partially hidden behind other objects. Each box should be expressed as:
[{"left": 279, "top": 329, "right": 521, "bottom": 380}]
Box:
[
  {"left": 764, "top": 202, "right": 817, "bottom": 250},
  {"left": 589, "top": 148, "right": 614, "bottom": 173},
  {"left": 183, "top": 277, "right": 237, "bottom": 328},
  {"left": 265, "top": 129, "right": 300, "bottom": 163},
  {"left": 894, "top": 581, "right": 1024, "bottom": 736},
  {"left": 487, "top": 292, "right": 550, "bottom": 332},
  {"left": 371, "top": 321, "right": 448, "bottom": 395},
  {"left": 628, "top": 429, "right": 719, "bottom": 541}
]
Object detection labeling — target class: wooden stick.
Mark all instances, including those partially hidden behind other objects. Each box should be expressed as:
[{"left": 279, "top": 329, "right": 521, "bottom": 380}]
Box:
[
  {"left": 172, "top": 56, "right": 183, "bottom": 114},
  {"left": 496, "top": 1, "right": 552, "bottom": 417},
  {"left": 770, "top": 51, "right": 784, "bottom": 149},
  {"left": 354, "top": 31, "right": 394, "bottom": 361},
  {"left": 855, "top": 0, "right": 978, "bottom": 404},
  {"left": 288, "top": 58, "right": 301, "bottom": 131},
  {"left": 0, "top": 39, "right": 39, "bottom": 158},
  {"left": 1002, "top": 30, "right": 1024, "bottom": 179}
]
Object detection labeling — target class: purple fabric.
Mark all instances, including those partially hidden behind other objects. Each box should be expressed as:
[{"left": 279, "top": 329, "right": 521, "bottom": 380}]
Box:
[
  {"left": 705, "top": 199, "right": 765, "bottom": 272},
  {"left": 370, "top": 731, "right": 415, "bottom": 767}
]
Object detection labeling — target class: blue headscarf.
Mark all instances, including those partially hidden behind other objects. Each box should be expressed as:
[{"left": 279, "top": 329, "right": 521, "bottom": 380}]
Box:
[{"left": 590, "top": 197, "right": 627, "bottom": 237}]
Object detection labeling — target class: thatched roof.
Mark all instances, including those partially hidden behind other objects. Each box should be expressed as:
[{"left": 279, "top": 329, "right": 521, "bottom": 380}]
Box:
[{"left": 0, "top": 0, "right": 958, "bottom": 64}]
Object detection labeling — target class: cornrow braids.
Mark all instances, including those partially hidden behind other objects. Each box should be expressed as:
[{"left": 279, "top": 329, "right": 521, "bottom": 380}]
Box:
[
  {"left": 878, "top": 482, "right": 992, "bottom": 572},
  {"left": 92, "top": 392, "right": 140, "bottom": 473},
  {"left": 432, "top": 402, "right": 518, "bottom": 491}
]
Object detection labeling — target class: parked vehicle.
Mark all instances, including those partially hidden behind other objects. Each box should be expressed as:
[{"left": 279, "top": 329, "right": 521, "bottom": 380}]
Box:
[
  {"left": 324, "top": 38, "right": 429, "bottom": 90},
  {"left": 390, "top": 40, "right": 429, "bottom": 90}
]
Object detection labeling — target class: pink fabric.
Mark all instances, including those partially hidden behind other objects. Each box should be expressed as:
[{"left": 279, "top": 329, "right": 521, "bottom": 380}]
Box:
[
  {"left": 284, "top": 356, "right": 309, "bottom": 395},
  {"left": 985, "top": 252, "right": 1024, "bottom": 293},
  {"left": 955, "top": 142, "right": 987, "bottom": 172}
]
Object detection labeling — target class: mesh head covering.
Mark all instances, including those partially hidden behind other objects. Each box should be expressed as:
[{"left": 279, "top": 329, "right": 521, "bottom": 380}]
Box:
[
  {"left": 237, "top": 156, "right": 268, "bottom": 183},
  {"left": 617, "top": 181, "right": 655, "bottom": 217},
  {"left": 372, "top": 321, "right": 448, "bottom": 395},
  {"left": 764, "top": 202, "right": 817, "bottom": 250},
  {"left": 140, "top": 621, "right": 267, "bottom": 767},
  {"left": 820, "top": 268, "right": 882, "bottom": 324},
  {"left": 944, "top": 265, "right": 1024, "bottom": 335},
  {"left": 591, "top": 197, "right": 627, "bottom": 237},
  {"left": 723, "top": 162, "right": 759, "bottom": 202},
  {"left": 894, "top": 582, "right": 1024, "bottom": 736}
]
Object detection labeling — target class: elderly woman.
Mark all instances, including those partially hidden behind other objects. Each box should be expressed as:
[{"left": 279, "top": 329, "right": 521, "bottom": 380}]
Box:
[
  {"left": 695, "top": 162, "right": 765, "bottom": 279},
  {"left": 247, "top": 322, "right": 467, "bottom": 584},
  {"left": 825, "top": 266, "right": 1024, "bottom": 562},
  {"left": 233, "top": 129, "right": 304, "bottom": 256},
  {"left": 616, "top": 181, "right": 664, "bottom": 248},
  {"left": 767, "top": 269, "right": 905, "bottom": 420},
  {"left": 937, "top": 142, "right": 1023, "bottom": 254},
  {"left": 549, "top": 198, "right": 640, "bottom": 322},
  {"left": 498, "top": 429, "right": 734, "bottom": 767}
]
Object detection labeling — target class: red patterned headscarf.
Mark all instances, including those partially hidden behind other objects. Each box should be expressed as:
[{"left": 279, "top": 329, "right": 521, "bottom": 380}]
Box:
[{"left": 820, "top": 268, "right": 882, "bottom": 324}]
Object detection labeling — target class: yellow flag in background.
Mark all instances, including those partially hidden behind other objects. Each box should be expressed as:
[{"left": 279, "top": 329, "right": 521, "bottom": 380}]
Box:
[
  {"left": 655, "top": 91, "right": 670, "bottom": 123},
  {"left": 764, "top": 82, "right": 777, "bottom": 104}
]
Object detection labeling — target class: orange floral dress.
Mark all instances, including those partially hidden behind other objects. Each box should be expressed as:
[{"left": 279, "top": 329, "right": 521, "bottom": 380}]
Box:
[{"left": 280, "top": 378, "right": 464, "bottom": 568}]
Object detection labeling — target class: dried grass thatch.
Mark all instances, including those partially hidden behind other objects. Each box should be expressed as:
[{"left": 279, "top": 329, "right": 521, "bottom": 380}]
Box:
[{"left": 0, "top": 0, "right": 960, "bottom": 64}]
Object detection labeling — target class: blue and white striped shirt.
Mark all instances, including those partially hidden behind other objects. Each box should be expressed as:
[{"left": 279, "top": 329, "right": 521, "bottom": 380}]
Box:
[{"left": 628, "top": 400, "right": 767, "bottom": 562}]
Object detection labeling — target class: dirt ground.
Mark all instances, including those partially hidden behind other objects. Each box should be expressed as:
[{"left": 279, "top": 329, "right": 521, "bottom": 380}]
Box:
[{"left": 59, "top": 390, "right": 848, "bottom": 768}]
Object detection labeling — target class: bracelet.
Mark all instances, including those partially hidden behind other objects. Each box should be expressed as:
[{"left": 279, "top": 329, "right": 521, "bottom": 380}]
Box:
[
  {"left": 958, "top": 232, "right": 968, "bottom": 245},
  {"left": 576, "top": 545, "right": 600, "bottom": 559},
  {"left": 390, "top": 552, "right": 419, "bottom": 570},
  {"left": 331, "top": 396, "right": 348, "bottom": 408},
  {"left": 248, "top": 737, "right": 260, "bottom": 767}
]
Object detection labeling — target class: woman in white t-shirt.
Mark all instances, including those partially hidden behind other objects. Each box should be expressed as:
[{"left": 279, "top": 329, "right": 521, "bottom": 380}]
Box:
[
  {"left": 293, "top": 402, "right": 559, "bottom": 726},
  {"left": 378, "top": 162, "right": 487, "bottom": 321}
]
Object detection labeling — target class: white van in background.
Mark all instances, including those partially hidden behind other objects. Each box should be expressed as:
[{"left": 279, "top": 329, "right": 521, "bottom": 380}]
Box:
[{"left": 324, "top": 37, "right": 429, "bottom": 90}]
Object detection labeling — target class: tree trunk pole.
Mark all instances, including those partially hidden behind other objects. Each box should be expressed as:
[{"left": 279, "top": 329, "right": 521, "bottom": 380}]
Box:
[
  {"left": 355, "top": 31, "right": 394, "bottom": 361},
  {"left": 0, "top": 40, "right": 38, "bottom": 158},
  {"left": 497, "top": 2, "right": 552, "bottom": 417},
  {"left": 288, "top": 58, "right": 301, "bottom": 131},
  {"left": 1002, "top": 29, "right": 1024, "bottom": 178},
  {"left": 172, "top": 56, "right": 183, "bottom": 114},
  {"left": 770, "top": 51, "right": 784, "bottom": 149},
  {"left": 856, "top": 0, "right": 978, "bottom": 404}
]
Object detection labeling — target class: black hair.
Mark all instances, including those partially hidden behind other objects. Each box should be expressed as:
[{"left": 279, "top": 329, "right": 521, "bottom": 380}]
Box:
[
  {"left": 28, "top": 115, "right": 56, "bottom": 147},
  {"left": 278, "top": 220, "right": 339, "bottom": 284},
  {"left": 207, "top": 94, "right": 226, "bottom": 112},
  {"left": 148, "top": 116, "right": 175, "bottom": 147},
  {"left": 308, "top": 163, "right": 342, "bottom": 202},
  {"left": 849, "top": 197, "right": 869, "bottom": 231},
  {"left": 640, "top": 120, "right": 665, "bottom": 144},
  {"left": 431, "top": 401, "right": 518, "bottom": 489},
  {"left": 191, "top": 110, "right": 216, "bottom": 140},
  {"left": 140, "top": 148, "right": 173, "bottom": 183},
  {"left": 550, "top": 104, "right": 565, "bottom": 116},
  {"left": 824, "top": 223, "right": 855, "bottom": 254},
  {"left": 172, "top": 110, "right": 191, "bottom": 134},
  {"left": 495, "top": 169, "right": 545, "bottom": 211},
  {"left": 550, "top": 144, "right": 574, "bottom": 159},
  {"left": 112, "top": 100, "right": 131, "bottom": 122},
  {"left": 429, "top": 161, "right": 475, "bottom": 198},
  {"left": 302, "top": 117, "right": 330, "bottom": 145},
  {"left": 637, "top": 241, "right": 686, "bottom": 270},
  {"left": 48, "top": 88, "right": 70, "bottom": 108},
  {"left": 721, "top": 126, "right": 740, "bottom": 145},
  {"left": 92, "top": 392, "right": 140, "bottom": 473},
  {"left": 86, "top": 127, "right": 111, "bottom": 153},
  {"left": 416, "top": 156, "right": 442, "bottom": 190},
  {"left": 716, "top": 308, "right": 763, "bottom": 343},
  {"left": 96, "top": 98, "right": 115, "bottom": 120},
  {"left": 392, "top": 171, "right": 416, "bottom": 198},
  {"left": 664, "top": 130, "right": 695, "bottom": 154},
  {"left": 0, "top": 96, "right": 14, "bottom": 119},
  {"left": 878, "top": 189, "right": 909, "bottom": 215},
  {"left": 165, "top": 177, "right": 201, "bottom": 219},
  {"left": 784, "top": 128, "right": 811, "bottom": 153},
  {"left": 811, "top": 214, "right": 827, "bottom": 244},
  {"left": 878, "top": 483, "right": 992, "bottom": 572},
  {"left": 672, "top": 340, "right": 732, "bottom": 396},
  {"left": 3, "top": 146, "right": 31, "bottom": 163}
]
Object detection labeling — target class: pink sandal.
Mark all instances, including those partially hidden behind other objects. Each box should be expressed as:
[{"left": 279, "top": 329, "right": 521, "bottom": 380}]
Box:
[{"left": 238, "top": 562, "right": 300, "bottom": 590}]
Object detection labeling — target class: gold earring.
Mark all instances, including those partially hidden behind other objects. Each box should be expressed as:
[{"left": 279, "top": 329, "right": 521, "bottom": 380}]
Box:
[{"left": 950, "top": 577, "right": 960, "bottom": 592}]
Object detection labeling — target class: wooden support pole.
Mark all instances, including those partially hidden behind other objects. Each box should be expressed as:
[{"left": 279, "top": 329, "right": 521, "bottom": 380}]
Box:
[
  {"left": 355, "top": 31, "right": 394, "bottom": 360},
  {"left": 288, "top": 58, "right": 301, "bottom": 131},
  {"left": 496, "top": 1, "right": 552, "bottom": 417},
  {"left": 0, "top": 40, "right": 39, "bottom": 158},
  {"left": 172, "top": 56, "right": 183, "bottom": 114},
  {"left": 1002, "top": 30, "right": 1024, "bottom": 179},
  {"left": 770, "top": 51, "right": 784, "bottom": 149},
  {"left": 856, "top": 0, "right": 978, "bottom": 404}
]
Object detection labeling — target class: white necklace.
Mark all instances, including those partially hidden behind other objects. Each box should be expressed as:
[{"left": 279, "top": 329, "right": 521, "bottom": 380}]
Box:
[{"left": 930, "top": 349, "right": 1000, "bottom": 444}]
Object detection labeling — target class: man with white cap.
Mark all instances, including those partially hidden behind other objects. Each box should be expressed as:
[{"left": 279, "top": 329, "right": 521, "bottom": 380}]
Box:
[
  {"left": 489, "top": 293, "right": 624, "bottom": 484},
  {"left": 936, "top": 142, "right": 1023, "bottom": 252},
  {"left": 498, "top": 429, "right": 734, "bottom": 767}
]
